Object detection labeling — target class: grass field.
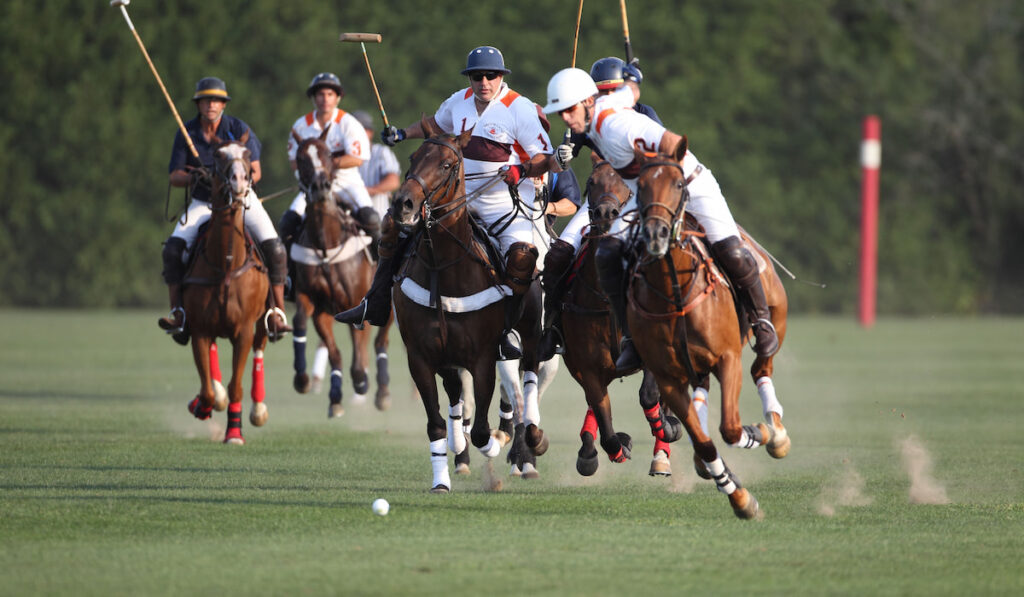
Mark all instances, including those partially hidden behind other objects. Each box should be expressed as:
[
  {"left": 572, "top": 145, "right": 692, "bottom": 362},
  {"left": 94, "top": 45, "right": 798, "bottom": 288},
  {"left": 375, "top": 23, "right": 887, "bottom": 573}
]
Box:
[{"left": 1, "top": 310, "right": 1022, "bottom": 596}]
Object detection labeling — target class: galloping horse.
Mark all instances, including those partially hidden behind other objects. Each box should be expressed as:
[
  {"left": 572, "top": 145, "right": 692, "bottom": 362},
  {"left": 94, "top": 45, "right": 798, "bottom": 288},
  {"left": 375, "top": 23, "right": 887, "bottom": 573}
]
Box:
[
  {"left": 391, "top": 120, "right": 541, "bottom": 492},
  {"left": 182, "top": 133, "right": 271, "bottom": 444},
  {"left": 289, "top": 131, "right": 391, "bottom": 416},
  {"left": 559, "top": 161, "right": 683, "bottom": 477},
  {"left": 627, "top": 142, "right": 788, "bottom": 518}
]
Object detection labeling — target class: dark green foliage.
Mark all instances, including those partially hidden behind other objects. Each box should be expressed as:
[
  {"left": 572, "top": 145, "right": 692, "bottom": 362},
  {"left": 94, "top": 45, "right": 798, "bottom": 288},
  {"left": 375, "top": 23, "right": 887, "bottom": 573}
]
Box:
[{"left": 2, "top": 0, "right": 1021, "bottom": 311}]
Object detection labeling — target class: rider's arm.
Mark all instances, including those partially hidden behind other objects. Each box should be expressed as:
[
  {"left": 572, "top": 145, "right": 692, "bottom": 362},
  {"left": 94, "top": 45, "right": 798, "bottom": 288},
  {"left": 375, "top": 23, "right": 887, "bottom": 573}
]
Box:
[
  {"left": 331, "top": 154, "right": 364, "bottom": 169},
  {"left": 169, "top": 169, "right": 191, "bottom": 188},
  {"left": 401, "top": 115, "right": 442, "bottom": 140},
  {"left": 367, "top": 172, "right": 400, "bottom": 196},
  {"left": 250, "top": 160, "right": 262, "bottom": 184}
]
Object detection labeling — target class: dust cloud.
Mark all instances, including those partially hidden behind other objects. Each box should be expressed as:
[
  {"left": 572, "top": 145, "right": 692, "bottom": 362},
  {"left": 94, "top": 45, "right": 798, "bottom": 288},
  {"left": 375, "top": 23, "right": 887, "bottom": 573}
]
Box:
[
  {"left": 900, "top": 435, "right": 950, "bottom": 505},
  {"left": 816, "top": 459, "right": 873, "bottom": 516}
]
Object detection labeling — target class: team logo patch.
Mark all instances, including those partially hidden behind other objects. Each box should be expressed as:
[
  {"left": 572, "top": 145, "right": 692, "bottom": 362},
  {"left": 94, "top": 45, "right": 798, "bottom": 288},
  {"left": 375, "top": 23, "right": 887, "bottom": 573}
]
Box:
[{"left": 482, "top": 122, "right": 511, "bottom": 143}]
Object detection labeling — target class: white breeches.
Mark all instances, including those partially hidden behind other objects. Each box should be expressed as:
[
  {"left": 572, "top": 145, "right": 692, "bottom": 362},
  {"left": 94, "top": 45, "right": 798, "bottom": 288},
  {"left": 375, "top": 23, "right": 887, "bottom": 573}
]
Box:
[
  {"left": 171, "top": 191, "right": 278, "bottom": 250},
  {"left": 469, "top": 183, "right": 535, "bottom": 257},
  {"left": 288, "top": 169, "right": 372, "bottom": 217},
  {"left": 558, "top": 200, "right": 592, "bottom": 250}
]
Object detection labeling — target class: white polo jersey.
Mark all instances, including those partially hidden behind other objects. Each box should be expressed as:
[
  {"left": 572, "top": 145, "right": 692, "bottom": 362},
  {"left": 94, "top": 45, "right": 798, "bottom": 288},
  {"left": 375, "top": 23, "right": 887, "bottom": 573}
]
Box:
[
  {"left": 434, "top": 84, "right": 552, "bottom": 198},
  {"left": 285, "top": 108, "right": 373, "bottom": 213}
]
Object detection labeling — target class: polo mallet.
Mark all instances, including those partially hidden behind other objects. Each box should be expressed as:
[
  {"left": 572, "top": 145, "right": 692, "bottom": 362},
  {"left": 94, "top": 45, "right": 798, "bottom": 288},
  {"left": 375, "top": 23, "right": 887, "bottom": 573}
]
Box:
[
  {"left": 571, "top": 0, "right": 584, "bottom": 68},
  {"left": 110, "top": 0, "right": 199, "bottom": 159},
  {"left": 339, "top": 33, "right": 389, "bottom": 128},
  {"left": 619, "top": 0, "right": 634, "bottom": 64}
]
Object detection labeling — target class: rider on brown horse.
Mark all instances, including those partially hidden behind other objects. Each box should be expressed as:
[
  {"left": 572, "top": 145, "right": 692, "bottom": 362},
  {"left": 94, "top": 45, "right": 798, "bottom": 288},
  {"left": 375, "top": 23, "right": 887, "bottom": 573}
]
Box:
[
  {"left": 278, "top": 73, "right": 383, "bottom": 295},
  {"left": 159, "top": 77, "right": 291, "bottom": 343},
  {"left": 542, "top": 68, "right": 779, "bottom": 371},
  {"left": 336, "top": 46, "right": 570, "bottom": 361}
]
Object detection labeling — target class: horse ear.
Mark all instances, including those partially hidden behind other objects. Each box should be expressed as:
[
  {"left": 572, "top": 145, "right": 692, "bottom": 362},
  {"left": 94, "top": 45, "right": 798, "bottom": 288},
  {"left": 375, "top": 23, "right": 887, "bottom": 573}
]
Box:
[
  {"left": 211, "top": 134, "right": 224, "bottom": 146},
  {"left": 589, "top": 151, "right": 601, "bottom": 166},
  {"left": 319, "top": 125, "right": 330, "bottom": 141},
  {"left": 239, "top": 129, "right": 250, "bottom": 145},
  {"left": 421, "top": 114, "right": 436, "bottom": 137},
  {"left": 456, "top": 129, "right": 473, "bottom": 148},
  {"left": 673, "top": 135, "right": 688, "bottom": 161}
]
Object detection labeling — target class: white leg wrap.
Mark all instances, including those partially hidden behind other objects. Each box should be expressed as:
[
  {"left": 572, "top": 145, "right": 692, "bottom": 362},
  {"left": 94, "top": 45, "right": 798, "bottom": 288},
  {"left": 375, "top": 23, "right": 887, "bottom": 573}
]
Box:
[
  {"left": 730, "top": 428, "right": 762, "bottom": 450},
  {"left": 523, "top": 371, "right": 540, "bottom": 427},
  {"left": 312, "top": 345, "right": 329, "bottom": 379},
  {"left": 479, "top": 435, "right": 501, "bottom": 458},
  {"left": 703, "top": 457, "right": 737, "bottom": 495},
  {"left": 690, "top": 387, "right": 710, "bottom": 445},
  {"left": 757, "top": 376, "right": 783, "bottom": 420},
  {"left": 430, "top": 438, "right": 451, "bottom": 490},
  {"left": 447, "top": 401, "right": 466, "bottom": 454},
  {"left": 253, "top": 348, "right": 264, "bottom": 359}
]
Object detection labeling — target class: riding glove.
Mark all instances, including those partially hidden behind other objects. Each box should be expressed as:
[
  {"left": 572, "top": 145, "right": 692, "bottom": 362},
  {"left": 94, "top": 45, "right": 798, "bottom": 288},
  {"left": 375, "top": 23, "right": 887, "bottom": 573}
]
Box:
[
  {"left": 381, "top": 125, "right": 406, "bottom": 147},
  {"left": 555, "top": 143, "right": 574, "bottom": 171}
]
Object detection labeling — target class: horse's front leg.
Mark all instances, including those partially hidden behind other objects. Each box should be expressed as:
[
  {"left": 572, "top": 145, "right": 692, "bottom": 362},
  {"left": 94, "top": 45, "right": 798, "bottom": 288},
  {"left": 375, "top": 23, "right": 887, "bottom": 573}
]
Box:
[
  {"left": 249, "top": 327, "right": 269, "bottom": 427},
  {"left": 223, "top": 333, "right": 252, "bottom": 445},
  {"left": 639, "top": 368, "right": 680, "bottom": 477},
  {"left": 468, "top": 358, "right": 503, "bottom": 458},
  {"left": 409, "top": 357, "right": 449, "bottom": 493},
  {"left": 291, "top": 294, "right": 314, "bottom": 393},
  {"left": 311, "top": 310, "right": 345, "bottom": 418},
  {"left": 348, "top": 318, "right": 371, "bottom": 404},
  {"left": 576, "top": 372, "right": 631, "bottom": 475},
  {"left": 439, "top": 368, "right": 470, "bottom": 474},
  {"left": 188, "top": 335, "right": 216, "bottom": 421}
]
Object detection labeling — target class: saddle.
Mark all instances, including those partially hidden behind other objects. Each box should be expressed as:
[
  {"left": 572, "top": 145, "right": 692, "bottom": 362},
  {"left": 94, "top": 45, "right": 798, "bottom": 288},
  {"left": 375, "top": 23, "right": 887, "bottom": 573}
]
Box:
[{"left": 181, "top": 221, "right": 266, "bottom": 286}]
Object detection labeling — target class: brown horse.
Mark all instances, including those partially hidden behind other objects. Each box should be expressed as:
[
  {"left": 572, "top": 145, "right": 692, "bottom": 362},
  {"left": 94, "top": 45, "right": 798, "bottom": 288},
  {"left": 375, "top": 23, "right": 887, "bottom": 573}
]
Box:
[
  {"left": 289, "top": 132, "right": 391, "bottom": 416},
  {"left": 181, "top": 133, "right": 271, "bottom": 444},
  {"left": 626, "top": 142, "right": 789, "bottom": 518},
  {"left": 555, "top": 161, "right": 683, "bottom": 477},
  {"left": 390, "top": 121, "right": 534, "bottom": 492}
]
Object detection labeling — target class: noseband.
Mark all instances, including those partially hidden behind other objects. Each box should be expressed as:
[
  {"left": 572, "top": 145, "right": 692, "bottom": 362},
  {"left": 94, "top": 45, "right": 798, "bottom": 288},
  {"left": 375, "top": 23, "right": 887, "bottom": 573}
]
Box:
[
  {"left": 404, "top": 137, "right": 464, "bottom": 228},
  {"left": 638, "top": 160, "right": 689, "bottom": 238},
  {"left": 213, "top": 154, "right": 252, "bottom": 209}
]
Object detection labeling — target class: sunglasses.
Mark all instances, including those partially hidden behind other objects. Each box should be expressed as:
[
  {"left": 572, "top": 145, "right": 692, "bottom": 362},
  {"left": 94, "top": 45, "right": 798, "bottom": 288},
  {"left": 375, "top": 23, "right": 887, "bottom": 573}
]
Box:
[{"left": 470, "top": 71, "right": 501, "bottom": 82}]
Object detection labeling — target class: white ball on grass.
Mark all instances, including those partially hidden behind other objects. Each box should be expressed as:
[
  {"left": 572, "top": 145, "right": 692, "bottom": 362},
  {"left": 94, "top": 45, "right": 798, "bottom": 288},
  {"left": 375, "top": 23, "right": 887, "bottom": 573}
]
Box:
[{"left": 372, "top": 498, "right": 389, "bottom": 516}]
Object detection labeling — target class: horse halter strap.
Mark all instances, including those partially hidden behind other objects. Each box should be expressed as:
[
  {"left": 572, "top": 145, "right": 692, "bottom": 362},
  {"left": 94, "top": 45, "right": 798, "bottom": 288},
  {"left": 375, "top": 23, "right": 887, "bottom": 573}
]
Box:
[
  {"left": 588, "top": 161, "right": 634, "bottom": 210},
  {"left": 638, "top": 160, "right": 690, "bottom": 236},
  {"left": 404, "top": 137, "right": 464, "bottom": 227},
  {"left": 213, "top": 155, "right": 252, "bottom": 209}
]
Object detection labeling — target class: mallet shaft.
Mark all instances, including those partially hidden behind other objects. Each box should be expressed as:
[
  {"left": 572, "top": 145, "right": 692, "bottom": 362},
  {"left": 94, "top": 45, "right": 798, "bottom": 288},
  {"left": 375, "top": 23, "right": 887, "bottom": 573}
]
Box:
[
  {"left": 360, "top": 42, "right": 389, "bottom": 128},
  {"left": 571, "top": 0, "right": 584, "bottom": 68}
]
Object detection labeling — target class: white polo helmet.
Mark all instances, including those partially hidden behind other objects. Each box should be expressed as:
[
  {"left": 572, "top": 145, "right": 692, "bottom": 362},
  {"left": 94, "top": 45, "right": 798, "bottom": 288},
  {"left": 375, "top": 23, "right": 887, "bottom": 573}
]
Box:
[{"left": 542, "top": 68, "right": 598, "bottom": 114}]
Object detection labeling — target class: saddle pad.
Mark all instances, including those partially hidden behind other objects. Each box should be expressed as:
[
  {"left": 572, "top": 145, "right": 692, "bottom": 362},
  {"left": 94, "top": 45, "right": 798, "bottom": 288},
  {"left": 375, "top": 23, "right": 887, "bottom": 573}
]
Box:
[
  {"left": 398, "top": 278, "right": 511, "bottom": 313},
  {"left": 291, "top": 235, "right": 371, "bottom": 265}
]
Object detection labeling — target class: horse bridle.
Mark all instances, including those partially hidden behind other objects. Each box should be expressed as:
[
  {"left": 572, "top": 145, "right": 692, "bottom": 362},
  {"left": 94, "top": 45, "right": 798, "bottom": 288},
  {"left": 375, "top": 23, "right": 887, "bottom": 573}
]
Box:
[
  {"left": 637, "top": 160, "right": 691, "bottom": 242},
  {"left": 403, "top": 137, "right": 465, "bottom": 229},
  {"left": 587, "top": 161, "right": 634, "bottom": 231},
  {"left": 211, "top": 151, "right": 252, "bottom": 211}
]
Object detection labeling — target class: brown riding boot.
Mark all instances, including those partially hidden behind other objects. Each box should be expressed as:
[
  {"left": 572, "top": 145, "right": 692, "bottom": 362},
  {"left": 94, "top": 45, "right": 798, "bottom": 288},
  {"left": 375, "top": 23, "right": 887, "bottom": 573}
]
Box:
[
  {"left": 158, "top": 284, "right": 186, "bottom": 333},
  {"left": 537, "top": 239, "right": 576, "bottom": 361},
  {"left": 712, "top": 236, "right": 779, "bottom": 357}
]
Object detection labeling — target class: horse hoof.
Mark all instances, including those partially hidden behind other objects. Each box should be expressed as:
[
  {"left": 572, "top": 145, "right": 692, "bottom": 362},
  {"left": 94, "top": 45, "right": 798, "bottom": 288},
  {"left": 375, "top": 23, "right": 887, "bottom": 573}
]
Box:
[
  {"left": 250, "top": 402, "right": 268, "bottom": 427},
  {"left": 351, "top": 393, "right": 367, "bottom": 405},
  {"left": 294, "top": 373, "right": 311, "bottom": 394},
  {"left": 310, "top": 376, "right": 323, "bottom": 394},
  {"left": 493, "top": 429, "right": 511, "bottom": 448},
  {"left": 327, "top": 403, "right": 345, "bottom": 419},
  {"left": 454, "top": 463, "right": 471, "bottom": 475},
  {"left": 693, "top": 453, "right": 712, "bottom": 479},
  {"left": 525, "top": 425, "right": 549, "bottom": 456},
  {"left": 223, "top": 428, "right": 244, "bottom": 445},
  {"left": 649, "top": 450, "right": 672, "bottom": 477},
  {"left": 576, "top": 449, "right": 599, "bottom": 476},
  {"left": 374, "top": 389, "right": 391, "bottom": 411},
  {"left": 187, "top": 397, "right": 212, "bottom": 420},
  {"left": 429, "top": 484, "right": 450, "bottom": 494},
  {"left": 212, "top": 381, "right": 228, "bottom": 411},
  {"left": 730, "top": 488, "right": 761, "bottom": 520},
  {"left": 520, "top": 462, "right": 540, "bottom": 479},
  {"left": 454, "top": 449, "right": 470, "bottom": 475},
  {"left": 766, "top": 421, "right": 791, "bottom": 459}
]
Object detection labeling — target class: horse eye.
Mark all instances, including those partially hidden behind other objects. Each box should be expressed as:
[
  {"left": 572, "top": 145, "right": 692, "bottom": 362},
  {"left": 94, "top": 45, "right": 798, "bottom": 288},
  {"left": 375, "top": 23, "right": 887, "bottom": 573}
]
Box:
[{"left": 441, "top": 161, "right": 451, "bottom": 170}]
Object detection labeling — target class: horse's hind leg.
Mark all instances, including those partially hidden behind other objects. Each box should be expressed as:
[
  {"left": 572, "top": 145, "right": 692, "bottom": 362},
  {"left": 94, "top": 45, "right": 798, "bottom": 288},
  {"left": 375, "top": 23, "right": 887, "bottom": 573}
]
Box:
[
  {"left": 755, "top": 275, "right": 790, "bottom": 458},
  {"left": 312, "top": 311, "right": 344, "bottom": 418},
  {"left": 249, "top": 332, "right": 269, "bottom": 428},
  {"left": 291, "top": 296, "right": 313, "bottom": 394},
  {"left": 410, "top": 358, "right": 450, "bottom": 493},
  {"left": 716, "top": 351, "right": 772, "bottom": 452},
  {"left": 638, "top": 369, "right": 678, "bottom": 477},
  {"left": 188, "top": 335, "right": 216, "bottom": 421},
  {"left": 372, "top": 319, "right": 392, "bottom": 411}
]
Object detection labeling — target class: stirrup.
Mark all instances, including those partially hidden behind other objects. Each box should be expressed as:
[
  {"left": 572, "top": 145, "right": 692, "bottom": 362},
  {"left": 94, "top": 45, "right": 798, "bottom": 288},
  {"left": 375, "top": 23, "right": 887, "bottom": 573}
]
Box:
[
  {"left": 537, "top": 326, "right": 565, "bottom": 362},
  {"left": 614, "top": 336, "right": 642, "bottom": 375},
  {"left": 158, "top": 307, "right": 186, "bottom": 334},
  {"left": 265, "top": 307, "right": 291, "bottom": 341},
  {"left": 497, "top": 330, "right": 523, "bottom": 361},
  {"left": 334, "top": 299, "right": 369, "bottom": 329}
]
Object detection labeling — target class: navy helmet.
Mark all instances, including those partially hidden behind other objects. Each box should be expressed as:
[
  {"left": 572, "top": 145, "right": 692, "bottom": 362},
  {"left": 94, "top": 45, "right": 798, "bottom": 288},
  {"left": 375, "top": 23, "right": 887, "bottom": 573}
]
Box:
[
  {"left": 589, "top": 57, "right": 644, "bottom": 90},
  {"left": 461, "top": 46, "right": 511, "bottom": 75},
  {"left": 306, "top": 72, "right": 344, "bottom": 98},
  {"left": 192, "top": 77, "right": 231, "bottom": 102}
]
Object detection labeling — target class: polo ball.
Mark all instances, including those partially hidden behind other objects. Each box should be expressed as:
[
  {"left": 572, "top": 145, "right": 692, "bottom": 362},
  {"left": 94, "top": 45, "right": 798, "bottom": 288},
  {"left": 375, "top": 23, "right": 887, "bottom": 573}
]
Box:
[{"left": 372, "top": 498, "right": 389, "bottom": 516}]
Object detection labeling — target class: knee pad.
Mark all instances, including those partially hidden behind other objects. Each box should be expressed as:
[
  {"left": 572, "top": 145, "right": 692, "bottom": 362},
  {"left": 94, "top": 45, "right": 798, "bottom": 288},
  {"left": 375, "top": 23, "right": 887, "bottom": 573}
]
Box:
[
  {"left": 161, "top": 237, "right": 187, "bottom": 284},
  {"left": 712, "top": 236, "right": 758, "bottom": 288},
  {"left": 259, "top": 238, "right": 288, "bottom": 285},
  {"left": 356, "top": 206, "right": 381, "bottom": 231},
  {"left": 504, "top": 242, "right": 538, "bottom": 295}
]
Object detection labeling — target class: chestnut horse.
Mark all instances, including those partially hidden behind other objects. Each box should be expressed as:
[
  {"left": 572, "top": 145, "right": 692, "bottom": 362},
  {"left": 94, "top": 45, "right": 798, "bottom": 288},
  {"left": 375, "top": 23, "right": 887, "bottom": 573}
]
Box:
[
  {"left": 182, "top": 133, "right": 271, "bottom": 444},
  {"left": 626, "top": 143, "right": 790, "bottom": 518},
  {"left": 289, "top": 132, "right": 391, "bottom": 416},
  {"left": 560, "top": 161, "right": 683, "bottom": 477},
  {"left": 391, "top": 122, "right": 547, "bottom": 492}
]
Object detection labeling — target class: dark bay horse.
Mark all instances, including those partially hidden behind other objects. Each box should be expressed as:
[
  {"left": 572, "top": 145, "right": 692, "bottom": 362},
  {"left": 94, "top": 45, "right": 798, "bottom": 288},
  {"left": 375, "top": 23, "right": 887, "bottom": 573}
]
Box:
[
  {"left": 182, "top": 133, "right": 271, "bottom": 444},
  {"left": 290, "top": 132, "right": 391, "bottom": 416},
  {"left": 626, "top": 142, "right": 788, "bottom": 518},
  {"left": 390, "top": 121, "right": 533, "bottom": 493},
  {"left": 558, "top": 161, "right": 683, "bottom": 477}
]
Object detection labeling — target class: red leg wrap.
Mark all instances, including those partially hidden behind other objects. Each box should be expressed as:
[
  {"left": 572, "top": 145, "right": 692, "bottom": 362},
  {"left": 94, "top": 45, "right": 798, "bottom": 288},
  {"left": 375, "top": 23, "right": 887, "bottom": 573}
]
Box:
[
  {"left": 643, "top": 403, "right": 665, "bottom": 441},
  {"left": 609, "top": 446, "right": 626, "bottom": 463},
  {"left": 580, "top": 408, "right": 598, "bottom": 440},
  {"left": 188, "top": 396, "right": 212, "bottom": 420},
  {"left": 654, "top": 438, "right": 671, "bottom": 457},
  {"left": 210, "top": 343, "right": 222, "bottom": 383},
  {"left": 251, "top": 356, "right": 265, "bottom": 403}
]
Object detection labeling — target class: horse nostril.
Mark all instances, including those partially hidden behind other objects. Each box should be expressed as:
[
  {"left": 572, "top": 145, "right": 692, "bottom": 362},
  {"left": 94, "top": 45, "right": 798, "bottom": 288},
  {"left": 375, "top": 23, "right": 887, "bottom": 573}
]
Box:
[{"left": 659, "top": 227, "right": 669, "bottom": 239}]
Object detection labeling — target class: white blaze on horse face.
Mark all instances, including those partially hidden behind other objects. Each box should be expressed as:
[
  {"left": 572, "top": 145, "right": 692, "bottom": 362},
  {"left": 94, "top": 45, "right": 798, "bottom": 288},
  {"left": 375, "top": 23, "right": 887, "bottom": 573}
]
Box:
[
  {"left": 218, "top": 144, "right": 250, "bottom": 199},
  {"left": 304, "top": 144, "right": 325, "bottom": 176}
]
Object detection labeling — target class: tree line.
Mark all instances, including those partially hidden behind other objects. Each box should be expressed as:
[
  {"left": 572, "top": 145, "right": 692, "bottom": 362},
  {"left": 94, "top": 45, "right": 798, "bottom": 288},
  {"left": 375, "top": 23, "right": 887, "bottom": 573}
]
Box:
[{"left": 1, "top": 0, "right": 1021, "bottom": 313}]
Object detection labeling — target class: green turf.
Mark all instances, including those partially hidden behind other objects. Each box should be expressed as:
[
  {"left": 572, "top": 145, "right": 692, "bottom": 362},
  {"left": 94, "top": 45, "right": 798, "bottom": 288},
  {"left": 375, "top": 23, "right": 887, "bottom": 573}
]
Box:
[{"left": 1, "top": 310, "right": 1021, "bottom": 596}]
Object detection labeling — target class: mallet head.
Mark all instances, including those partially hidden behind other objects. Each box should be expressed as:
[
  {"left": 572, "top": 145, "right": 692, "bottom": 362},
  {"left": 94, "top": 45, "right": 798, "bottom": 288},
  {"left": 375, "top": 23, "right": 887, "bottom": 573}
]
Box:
[
  {"left": 110, "top": 0, "right": 130, "bottom": 7},
  {"left": 339, "top": 33, "right": 382, "bottom": 43}
]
